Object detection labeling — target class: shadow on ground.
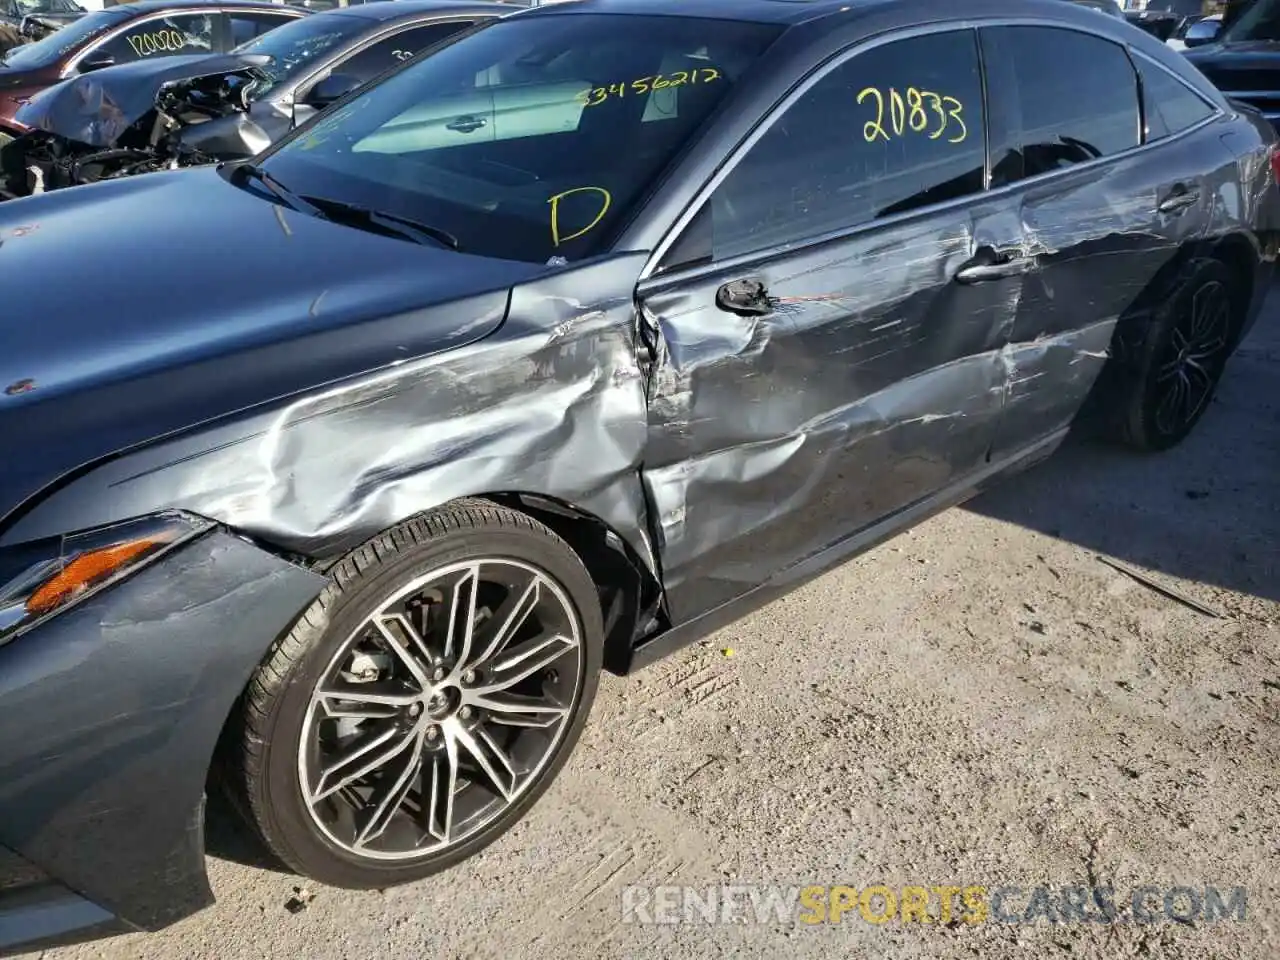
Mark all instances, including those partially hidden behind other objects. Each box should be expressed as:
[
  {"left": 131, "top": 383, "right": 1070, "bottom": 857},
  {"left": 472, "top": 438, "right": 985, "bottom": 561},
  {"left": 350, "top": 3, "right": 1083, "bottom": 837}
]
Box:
[
  {"left": 204, "top": 785, "right": 290, "bottom": 874},
  {"left": 964, "top": 296, "right": 1280, "bottom": 605}
]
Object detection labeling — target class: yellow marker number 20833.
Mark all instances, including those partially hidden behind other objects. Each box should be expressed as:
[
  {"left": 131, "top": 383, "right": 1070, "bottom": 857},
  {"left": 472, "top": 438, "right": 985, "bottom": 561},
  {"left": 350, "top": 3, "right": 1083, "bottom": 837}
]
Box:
[{"left": 855, "top": 86, "right": 967, "bottom": 144}]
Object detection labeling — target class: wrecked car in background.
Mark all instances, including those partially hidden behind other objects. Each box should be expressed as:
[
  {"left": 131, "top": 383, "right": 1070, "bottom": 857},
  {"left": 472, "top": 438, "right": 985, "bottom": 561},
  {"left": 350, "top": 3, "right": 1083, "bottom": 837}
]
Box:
[
  {"left": 0, "top": 0, "right": 505, "bottom": 196},
  {"left": 0, "top": 0, "right": 1276, "bottom": 952},
  {"left": 1, "top": 0, "right": 87, "bottom": 44},
  {"left": 1, "top": 52, "right": 274, "bottom": 194},
  {"left": 0, "top": 0, "right": 307, "bottom": 141}
]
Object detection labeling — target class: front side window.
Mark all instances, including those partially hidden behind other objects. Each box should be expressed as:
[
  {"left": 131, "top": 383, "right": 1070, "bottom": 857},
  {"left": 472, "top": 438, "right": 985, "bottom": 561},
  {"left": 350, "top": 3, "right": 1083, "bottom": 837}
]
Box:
[
  {"left": 1137, "top": 57, "right": 1216, "bottom": 141},
  {"left": 334, "top": 20, "right": 479, "bottom": 83},
  {"left": 985, "top": 26, "right": 1139, "bottom": 183},
  {"left": 91, "top": 13, "right": 217, "bottom": 66},
  {"left": 233, "top": 12, "right": 370, "bottom": 99},
  {"left": 261, "top": 14, "right": 782, "bottom": 264},
  {"left": 705, "top": 31, "right": 986, "bottom": 262}
]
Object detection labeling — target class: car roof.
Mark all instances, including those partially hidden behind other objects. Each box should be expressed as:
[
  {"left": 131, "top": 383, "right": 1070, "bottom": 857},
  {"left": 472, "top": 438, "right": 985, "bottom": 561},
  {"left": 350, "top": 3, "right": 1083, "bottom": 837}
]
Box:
[
  {"left": 515, "top": 0, "right": 864, "bottom": 26},
  {"left": 511, "top": 0, "right": 1142, "bottom": 28},
  {"left": 112, "top": 0, "right": 303, "bottom": 12},
  {"left": 328, "top": 0, "right": 516, "bottom": 24}
]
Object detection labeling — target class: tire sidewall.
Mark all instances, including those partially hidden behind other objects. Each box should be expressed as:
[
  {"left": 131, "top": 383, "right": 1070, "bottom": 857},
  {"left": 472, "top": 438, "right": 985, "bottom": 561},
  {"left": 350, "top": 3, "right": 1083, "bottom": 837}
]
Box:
[
  {"left": 255, "top": 521, "right": 604, "bottom": 888},
  {"left": 1129, "top": 258, "right": 1236, "bottom": 451}
]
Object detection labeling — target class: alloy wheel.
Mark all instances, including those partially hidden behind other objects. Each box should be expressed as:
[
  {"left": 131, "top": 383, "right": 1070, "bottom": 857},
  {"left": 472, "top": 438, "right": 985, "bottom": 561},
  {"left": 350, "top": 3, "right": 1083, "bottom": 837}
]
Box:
[
  {"left": 298, "top": 559, "right": 584, "bottom": 860},
  {"left": 1152, "top": 278, "right": 1231, "bottom": 437}
]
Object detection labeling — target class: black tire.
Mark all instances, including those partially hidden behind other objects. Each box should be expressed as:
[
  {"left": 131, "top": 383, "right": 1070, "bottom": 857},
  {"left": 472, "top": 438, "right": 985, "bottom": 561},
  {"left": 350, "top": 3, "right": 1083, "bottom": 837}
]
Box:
[
  {"left": 1111, "top": 257, "right": 1240, "bottom": 452},
  {"left": 226, "top": 499, "right": 603, "bottom": 889}
]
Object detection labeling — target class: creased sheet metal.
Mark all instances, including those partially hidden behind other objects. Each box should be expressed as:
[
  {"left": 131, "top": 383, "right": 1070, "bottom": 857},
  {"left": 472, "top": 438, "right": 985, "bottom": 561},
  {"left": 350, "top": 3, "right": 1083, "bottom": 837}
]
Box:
[{"left": 2, "top": 252, "right": 657, "bottom": 578}]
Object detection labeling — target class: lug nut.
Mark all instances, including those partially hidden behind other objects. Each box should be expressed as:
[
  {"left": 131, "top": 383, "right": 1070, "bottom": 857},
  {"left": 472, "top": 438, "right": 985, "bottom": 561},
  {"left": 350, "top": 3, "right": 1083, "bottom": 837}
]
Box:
[
  {"left": 461, "top": 669, "right": 476, "bottom": 684},
  {"left": 459, "top": 706, "right": 473, "bottom": 720},
  {"left": 409, "top": 703, "right": 422, "bottom": 717},
  {"left": 424, "top": 725, "right": 440, "bottom": 741},
  {"left": 432, "top": 666, "right": 446, "bottom": 682}
]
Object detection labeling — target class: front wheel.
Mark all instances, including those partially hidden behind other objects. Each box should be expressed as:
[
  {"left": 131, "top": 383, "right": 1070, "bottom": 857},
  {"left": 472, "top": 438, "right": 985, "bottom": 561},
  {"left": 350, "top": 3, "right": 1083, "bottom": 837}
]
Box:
[{"left": 229, "top": 500, "right": 603, "bottom": 888}]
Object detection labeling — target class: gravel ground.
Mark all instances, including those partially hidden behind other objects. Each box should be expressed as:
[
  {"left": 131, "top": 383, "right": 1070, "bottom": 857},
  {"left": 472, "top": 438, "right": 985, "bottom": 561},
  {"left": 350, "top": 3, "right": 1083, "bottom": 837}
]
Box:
[{"left": 21, "top": 295, "right": 1279, "bottom": 960}]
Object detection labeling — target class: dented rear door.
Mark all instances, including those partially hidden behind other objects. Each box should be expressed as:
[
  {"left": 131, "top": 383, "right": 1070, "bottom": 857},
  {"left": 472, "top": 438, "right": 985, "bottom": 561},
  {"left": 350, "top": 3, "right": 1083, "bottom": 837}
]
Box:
[
  {"left": 978, "top": 25, "right": 1219, "bottom": 459},
  {"left": 636, "top": 29, "right": 1020, "bottom": 626}
]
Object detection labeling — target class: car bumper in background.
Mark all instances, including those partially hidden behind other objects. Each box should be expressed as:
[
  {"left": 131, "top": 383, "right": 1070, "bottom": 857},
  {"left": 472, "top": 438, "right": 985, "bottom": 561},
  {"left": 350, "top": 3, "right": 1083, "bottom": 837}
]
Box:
[{"left": 0, "top": 529, "right": 326, "bottom": 955}]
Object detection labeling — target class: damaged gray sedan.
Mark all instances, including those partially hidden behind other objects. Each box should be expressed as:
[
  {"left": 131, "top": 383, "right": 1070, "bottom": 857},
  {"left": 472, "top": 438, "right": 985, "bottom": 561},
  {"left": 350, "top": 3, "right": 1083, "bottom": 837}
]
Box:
[{"left": 0, "top": 0, "right": 1276, "bottom": 951}]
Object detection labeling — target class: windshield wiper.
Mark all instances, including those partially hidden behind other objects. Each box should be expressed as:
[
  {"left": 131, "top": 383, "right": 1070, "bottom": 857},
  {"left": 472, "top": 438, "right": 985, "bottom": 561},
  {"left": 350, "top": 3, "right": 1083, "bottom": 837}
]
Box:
[
  {"left": 300, "top": 195, "right": 461, "bottom": 251},
  {"left": 232, "top": 161, "right": 325, "bottom": 218}
]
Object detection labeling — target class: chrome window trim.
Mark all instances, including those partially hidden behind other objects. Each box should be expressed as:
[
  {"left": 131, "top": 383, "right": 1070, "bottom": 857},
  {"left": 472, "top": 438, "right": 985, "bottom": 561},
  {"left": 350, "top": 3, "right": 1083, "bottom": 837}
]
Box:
[{"left": 638, "top": 16, "right": 1225, "bottom": 287}]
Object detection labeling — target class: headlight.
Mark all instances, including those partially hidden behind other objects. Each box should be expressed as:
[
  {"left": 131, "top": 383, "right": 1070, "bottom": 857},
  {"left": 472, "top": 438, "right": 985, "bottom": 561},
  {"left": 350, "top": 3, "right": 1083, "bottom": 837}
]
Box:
[{"left": 0, "top": 513, "right": 213, "bottom": 643}]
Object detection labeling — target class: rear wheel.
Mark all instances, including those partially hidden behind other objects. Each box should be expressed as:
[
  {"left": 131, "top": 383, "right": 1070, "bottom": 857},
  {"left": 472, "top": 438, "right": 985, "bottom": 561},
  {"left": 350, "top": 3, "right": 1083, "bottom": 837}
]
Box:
[
  {"left": 1114, "top": 258, "right": 1239, "bottom": 451},
  {"left": 229, "top": 500, "right": 603, "bottom": 888}
]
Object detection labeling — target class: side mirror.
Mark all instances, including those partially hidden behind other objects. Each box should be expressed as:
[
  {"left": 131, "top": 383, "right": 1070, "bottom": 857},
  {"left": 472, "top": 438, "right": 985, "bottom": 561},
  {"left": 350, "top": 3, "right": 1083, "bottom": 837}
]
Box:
[
  {"left": 79, "top": 55, "right": 116, "bottom": 73},
  {"left": 305, "top": 73, "right": 360, "bottom": 108},
  {"left": 1184, "top": 18, "right": 1222, "bottom": 47}
]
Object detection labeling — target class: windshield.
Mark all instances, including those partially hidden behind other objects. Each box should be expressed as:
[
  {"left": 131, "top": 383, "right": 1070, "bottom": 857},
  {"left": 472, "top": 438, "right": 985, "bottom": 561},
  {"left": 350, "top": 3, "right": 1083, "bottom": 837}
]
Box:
[
  {"left": 233, "top": 13, "right": 368, "bottom": 99},
  {"left": 1, "top": 8, "right": 124, "bottom": 69},
  {"left": 260, "top": 13, "right": 782, "bottom": 264},
  {"left": 1222, "top": 0, "right": 1280, "bottom": 41},
  {"left": 14, "top": 0, "right": 83, "bottom": 14}
]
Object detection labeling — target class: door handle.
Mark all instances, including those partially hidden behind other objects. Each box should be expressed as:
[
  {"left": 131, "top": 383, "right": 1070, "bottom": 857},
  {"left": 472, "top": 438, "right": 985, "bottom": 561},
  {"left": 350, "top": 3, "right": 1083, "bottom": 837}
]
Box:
[
  {"left": 446, "top": 115, "right": 487, "bottom": 133},
  {"left": 1157, "top": 186, "right": 1200, "bottom": 214},
  {"left": 715, "top": 277, "right": 772, "bottom": 316},
  {"left": 954, "top": 256, "right": 1034, "bottom": 284}
]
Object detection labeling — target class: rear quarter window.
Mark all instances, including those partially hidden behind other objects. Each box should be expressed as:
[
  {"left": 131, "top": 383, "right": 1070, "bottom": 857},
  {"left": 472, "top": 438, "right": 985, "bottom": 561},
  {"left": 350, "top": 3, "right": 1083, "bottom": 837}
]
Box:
[{"left": 1136, "top": 56, "right": 1217, "bottom": 140}]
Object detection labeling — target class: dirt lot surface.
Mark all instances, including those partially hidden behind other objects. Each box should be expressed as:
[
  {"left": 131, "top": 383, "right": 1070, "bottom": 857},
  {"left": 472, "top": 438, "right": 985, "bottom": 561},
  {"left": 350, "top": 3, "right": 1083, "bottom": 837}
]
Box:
[{"left": 22, "top": 296, "right": 1279, "bottom": 960}]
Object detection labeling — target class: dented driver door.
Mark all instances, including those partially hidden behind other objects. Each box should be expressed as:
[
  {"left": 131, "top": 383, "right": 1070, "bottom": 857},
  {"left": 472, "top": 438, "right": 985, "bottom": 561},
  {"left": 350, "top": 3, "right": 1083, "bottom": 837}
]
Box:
[{"left": 635, "top": 29, "right": 1022, "bottom": 627}]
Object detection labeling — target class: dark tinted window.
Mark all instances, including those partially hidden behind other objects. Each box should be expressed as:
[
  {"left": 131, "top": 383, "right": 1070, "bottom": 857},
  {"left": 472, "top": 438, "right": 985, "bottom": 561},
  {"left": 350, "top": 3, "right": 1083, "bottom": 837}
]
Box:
[
  {"left": 229, "top": 11, "right": 299, "bottom": 48},
  {"left": 986, "top": 26, "right": 1139, "bottom": 183},
  {"left": 707, "top": 31, "right": 985, "bottom": 261},
  {"left": 263, "top": 15, "right": 782, "bottom": 264},
  {"left": 92, "top": 12, "right": 217, "bottom": 66},
  {"left": 1137, "top": 57, "right": 1215, "bottom": 140},
  {"left": 337, "top": 20, "right": 477, "bottom": 82}
]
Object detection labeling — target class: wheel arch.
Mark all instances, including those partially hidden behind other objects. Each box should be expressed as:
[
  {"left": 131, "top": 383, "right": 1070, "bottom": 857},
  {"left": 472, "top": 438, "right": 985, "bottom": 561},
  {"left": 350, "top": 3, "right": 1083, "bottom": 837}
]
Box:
[
  {"left": 292, "top": 492, "right": 666, "bottom": 678},
  {"left": 1205, "top": 231, "right": 1259, "bottom": 344}
]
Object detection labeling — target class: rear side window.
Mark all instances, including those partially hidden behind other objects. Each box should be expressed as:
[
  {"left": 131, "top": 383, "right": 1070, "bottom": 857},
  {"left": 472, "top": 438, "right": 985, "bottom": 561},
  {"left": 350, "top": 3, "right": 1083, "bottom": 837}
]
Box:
[
  {"left": 982, "top": 26, "right": 1139, "bottom": 183},
  {"left": 707, "top": 30, "right": 986, "bottom": 261},
  {"left": 229, "top": 11, "right": 298, "bottom": 48},
  {"left": 1136, "top": 57, "right": 1216, "bottom": 140}
]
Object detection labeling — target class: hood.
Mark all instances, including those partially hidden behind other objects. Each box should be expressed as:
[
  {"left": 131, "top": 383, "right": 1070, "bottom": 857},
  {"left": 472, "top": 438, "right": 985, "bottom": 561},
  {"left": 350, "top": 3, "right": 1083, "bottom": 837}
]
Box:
[
  {"left": 0, "top": 68, "right": 51, "bottom": 91},
  {"left": 0, "top": 65, "right": 58, "bottom": 122},
  {"left": 0, "top": 165, "right": 549, "bottom": 524},
  {"left": 16, "top": 53, "right": 271, "bottom": 146},
  {"left": 1186, "top": 41, "right": 1280, "bottom": 89}
]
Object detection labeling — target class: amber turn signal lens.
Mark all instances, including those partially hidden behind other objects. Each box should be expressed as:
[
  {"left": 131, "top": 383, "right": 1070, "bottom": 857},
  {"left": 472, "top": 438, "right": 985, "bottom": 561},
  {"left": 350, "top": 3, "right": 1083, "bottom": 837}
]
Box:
[{"left": 25, "top": 539, "right": 162, "bottom": 617}]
